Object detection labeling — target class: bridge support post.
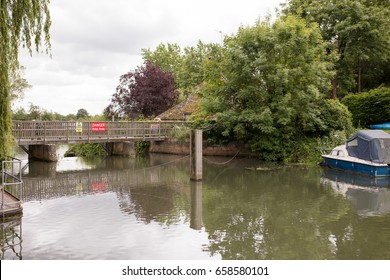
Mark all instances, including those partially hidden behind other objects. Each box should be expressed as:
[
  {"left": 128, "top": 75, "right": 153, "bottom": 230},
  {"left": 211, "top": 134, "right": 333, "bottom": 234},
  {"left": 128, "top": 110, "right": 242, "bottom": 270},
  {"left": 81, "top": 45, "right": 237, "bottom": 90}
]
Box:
[
  {"left": 28, "top": 144, "right": 58, "bottom": 162},
  {"left": 107, "top": 142, "right": 136, "bottom": 157},
  {"left": 190, "top": 130, "right": 202, "bottom": 181}
]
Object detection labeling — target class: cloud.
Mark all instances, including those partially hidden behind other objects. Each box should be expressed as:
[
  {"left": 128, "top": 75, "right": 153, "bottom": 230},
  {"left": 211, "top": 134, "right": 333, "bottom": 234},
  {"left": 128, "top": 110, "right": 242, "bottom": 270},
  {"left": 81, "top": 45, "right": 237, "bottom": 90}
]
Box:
[{"left": 16, "top": 0, "right": 284, "bottom": 115}]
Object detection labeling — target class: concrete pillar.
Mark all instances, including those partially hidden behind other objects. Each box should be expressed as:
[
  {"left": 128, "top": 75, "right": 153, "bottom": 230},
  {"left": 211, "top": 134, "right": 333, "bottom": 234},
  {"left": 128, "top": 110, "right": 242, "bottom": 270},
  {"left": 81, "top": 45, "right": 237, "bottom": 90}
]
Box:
[
  {"left": 108, "top": 141, "right": 135, "bottom": 157},
  {"left": 28, "top": 144, "right": 58, "bottom": 162},
  {"left": 190, "top": 130, "right": 202, "bottom": 181}
]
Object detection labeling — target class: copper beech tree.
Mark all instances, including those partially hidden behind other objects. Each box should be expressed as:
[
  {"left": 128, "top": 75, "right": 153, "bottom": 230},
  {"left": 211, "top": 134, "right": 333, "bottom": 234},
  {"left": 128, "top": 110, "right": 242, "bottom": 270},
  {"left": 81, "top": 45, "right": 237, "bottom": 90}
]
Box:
[{"left": 106, "top": 61, "right": 179, "bottom": 119}]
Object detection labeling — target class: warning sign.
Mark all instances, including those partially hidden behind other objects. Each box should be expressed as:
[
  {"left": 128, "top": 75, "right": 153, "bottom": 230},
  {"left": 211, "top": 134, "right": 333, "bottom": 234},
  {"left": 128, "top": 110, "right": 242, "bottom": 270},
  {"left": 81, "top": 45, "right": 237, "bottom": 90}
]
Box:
[
  {"left": 76, "top": 122, "right": 83, "bottom": 133},
  {"left": 91, "top": 122, "right": 106, "bottom": 132}
]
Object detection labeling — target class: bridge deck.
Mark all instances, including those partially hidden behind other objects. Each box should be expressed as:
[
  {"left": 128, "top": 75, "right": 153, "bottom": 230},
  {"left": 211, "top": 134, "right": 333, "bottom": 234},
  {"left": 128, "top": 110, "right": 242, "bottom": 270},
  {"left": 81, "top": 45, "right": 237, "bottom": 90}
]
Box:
[{"left": 13, "top": 121, "right": 188, "bottom": 145}]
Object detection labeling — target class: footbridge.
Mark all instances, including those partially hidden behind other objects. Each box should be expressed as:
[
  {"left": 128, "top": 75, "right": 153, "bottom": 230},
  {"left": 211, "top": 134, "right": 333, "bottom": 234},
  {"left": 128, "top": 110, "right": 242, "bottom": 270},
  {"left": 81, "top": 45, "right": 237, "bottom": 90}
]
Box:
[{"left": 12, "top": 120, "right": 190, "bottom": 161}]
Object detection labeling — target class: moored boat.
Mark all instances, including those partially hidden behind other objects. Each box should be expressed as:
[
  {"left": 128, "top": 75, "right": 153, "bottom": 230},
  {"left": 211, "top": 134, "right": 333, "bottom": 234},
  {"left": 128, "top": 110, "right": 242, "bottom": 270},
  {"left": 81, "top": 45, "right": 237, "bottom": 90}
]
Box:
[{"left": 322, "top": 130, "right": 390, "bottom": 177}]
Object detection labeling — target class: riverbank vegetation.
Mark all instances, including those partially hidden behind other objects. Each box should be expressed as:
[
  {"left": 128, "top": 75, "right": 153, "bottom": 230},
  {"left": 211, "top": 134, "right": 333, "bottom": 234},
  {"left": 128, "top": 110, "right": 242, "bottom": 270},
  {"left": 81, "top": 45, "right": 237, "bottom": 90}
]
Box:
[
  {"left": 342, "top": 87, "right": 390, "bottom": 127},
  {"left": 115, "top": 0, "right": 388, "bottom": 163},
  {"left": 64, "top": 143, "right": 106, "bottom": 158},
  {"left": 193, "top": 16, "right": 354, "bottom": 162},
  {"left": 5, "top": 0, "right": 390, "bottom": 164}
]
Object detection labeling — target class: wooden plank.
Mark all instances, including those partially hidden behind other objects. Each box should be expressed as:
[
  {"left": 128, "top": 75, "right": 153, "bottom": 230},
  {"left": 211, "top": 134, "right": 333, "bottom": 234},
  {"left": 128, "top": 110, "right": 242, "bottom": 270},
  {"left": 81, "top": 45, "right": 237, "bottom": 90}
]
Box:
[{"left": 0, "top": 190, "right": 22, "bottom": 216}]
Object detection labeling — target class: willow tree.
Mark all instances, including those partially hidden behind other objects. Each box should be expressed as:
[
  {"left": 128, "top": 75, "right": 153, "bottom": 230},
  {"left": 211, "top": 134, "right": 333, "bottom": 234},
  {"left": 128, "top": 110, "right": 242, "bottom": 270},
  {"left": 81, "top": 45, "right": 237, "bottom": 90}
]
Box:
[{"left": 0, "top": 0, "right": 51, "bottom": 160}]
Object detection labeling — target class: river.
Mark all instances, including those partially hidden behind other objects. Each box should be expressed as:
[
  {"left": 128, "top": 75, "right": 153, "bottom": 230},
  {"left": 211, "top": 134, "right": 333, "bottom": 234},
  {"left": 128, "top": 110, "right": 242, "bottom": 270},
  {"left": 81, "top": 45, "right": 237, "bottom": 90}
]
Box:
[{"left": 2, "top": 145, "right": 390, "bottom": 260}]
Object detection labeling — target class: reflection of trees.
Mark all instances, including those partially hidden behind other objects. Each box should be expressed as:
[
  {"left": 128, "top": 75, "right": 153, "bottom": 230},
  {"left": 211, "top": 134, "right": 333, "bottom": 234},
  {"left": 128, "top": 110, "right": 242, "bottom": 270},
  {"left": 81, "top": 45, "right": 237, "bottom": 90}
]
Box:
[
  {"left": 202, "top": 163, "right": 390, "bottom": 259},
  {"left": 23, "top": 154, "right": 192, "bottom": 226},
  {"left": 0, "top": 215, "right": 23, "bottom": 260},
  {"left": 118, "top": 183, "right": 188, "bottom": 224},
  {"left": 108, "top": 154, "right": 192, "bottom": 225}
]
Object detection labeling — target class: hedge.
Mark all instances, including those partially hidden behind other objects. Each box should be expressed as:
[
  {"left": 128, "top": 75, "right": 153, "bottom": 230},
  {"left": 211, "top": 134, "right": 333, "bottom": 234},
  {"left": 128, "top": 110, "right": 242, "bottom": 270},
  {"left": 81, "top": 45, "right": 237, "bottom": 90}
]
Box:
[{"left": 341, "top": 87, "right": 390, "bottom": 127}]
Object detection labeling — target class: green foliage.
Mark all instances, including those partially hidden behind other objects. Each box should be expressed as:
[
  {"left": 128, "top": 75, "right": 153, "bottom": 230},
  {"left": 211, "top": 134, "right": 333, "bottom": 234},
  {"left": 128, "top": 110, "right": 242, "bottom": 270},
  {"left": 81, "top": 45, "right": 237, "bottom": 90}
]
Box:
[
  {"left": 167, "top": 124, "right": 190, "bottom": 142},
  {"left": 66, "top": 143, "right": 106, "bottom": 158},
  {"left": 1, "top": 0, "right": 51, "bottom": 158},
  {"left": 341, "top": 87, "right": 390, "bottom": 127},
  {"left": 76, "top": 108, "right": 90, "bottom": 120},
  {"left": 134, "top": 141, "right": 150, "bottom": 155},
  {"left": 13, "top": 104, "right": 105, "bottom": 121},
  {"left": 9, "top": 65, "right": 31, "bottom": 101},
  {"left": 142, "top": 41, "right": 222, "bottom": 95},
  {"left": 196, "top": 16, "right": 352, "bottom": 162},
  {"left": 283, "top": 0, "right": 390, "bottom": 97}
]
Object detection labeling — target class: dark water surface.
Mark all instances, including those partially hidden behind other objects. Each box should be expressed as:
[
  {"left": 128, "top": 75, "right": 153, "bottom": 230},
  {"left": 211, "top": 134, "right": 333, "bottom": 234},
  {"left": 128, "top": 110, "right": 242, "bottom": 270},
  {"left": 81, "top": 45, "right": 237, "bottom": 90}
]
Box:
[{"left": 2, "top": 147, "right": 390, "bottom": 260}]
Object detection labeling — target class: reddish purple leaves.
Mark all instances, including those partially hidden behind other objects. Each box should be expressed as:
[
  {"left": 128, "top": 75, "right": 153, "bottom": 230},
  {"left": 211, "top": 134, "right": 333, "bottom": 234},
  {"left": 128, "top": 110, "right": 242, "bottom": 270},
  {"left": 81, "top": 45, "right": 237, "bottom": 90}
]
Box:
[{"left": 107, "top": 61, "right": 179, "bottom": 119}]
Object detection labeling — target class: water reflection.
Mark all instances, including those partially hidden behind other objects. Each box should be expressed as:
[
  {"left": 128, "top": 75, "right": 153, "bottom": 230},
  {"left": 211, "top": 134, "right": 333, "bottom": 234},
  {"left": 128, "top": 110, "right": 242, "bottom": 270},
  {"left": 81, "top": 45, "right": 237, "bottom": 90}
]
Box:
[
  {"left": 3, "top": 151, "right": 390, "bottom": 259},
  {"left": 22, "top": 154, "right": 191, "bottom": 220},
  {"left": 190, "top": 181, "right": 203, "bottom": 230},
  {"left": 321, "top": 169, "right": 390, "bottom": 216},
  {"left": 201, "top": 163, "right": 390, "bottom": 260},
  {"left": 0, "top": 215, "right": 23, "bottom": 260}
]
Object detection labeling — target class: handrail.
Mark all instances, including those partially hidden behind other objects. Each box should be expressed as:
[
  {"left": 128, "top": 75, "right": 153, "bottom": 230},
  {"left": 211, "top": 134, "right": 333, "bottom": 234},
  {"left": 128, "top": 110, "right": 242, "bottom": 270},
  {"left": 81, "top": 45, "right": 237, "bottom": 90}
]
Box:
[
  {"left": 1, "top": 156, "right": 23, "bottom": 210},
  {"left": 12, "top": 120, "right": 190, "bottom": 145}
]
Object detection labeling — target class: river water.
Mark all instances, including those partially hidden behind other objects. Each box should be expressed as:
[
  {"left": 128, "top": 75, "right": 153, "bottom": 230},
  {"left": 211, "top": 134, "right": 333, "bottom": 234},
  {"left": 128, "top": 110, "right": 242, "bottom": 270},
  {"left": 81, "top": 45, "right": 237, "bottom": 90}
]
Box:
[{"left": 2, "top": 146, "right": 390, "bottom": 260}]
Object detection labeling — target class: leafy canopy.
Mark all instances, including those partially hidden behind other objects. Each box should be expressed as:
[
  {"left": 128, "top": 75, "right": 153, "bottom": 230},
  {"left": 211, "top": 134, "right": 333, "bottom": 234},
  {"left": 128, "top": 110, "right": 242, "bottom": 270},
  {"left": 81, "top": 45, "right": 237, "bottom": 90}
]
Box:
[
  {"left": 196, "top": 16, "right": 352, "bottom": 161},
  {"left": 106, "top": 61, "right": 179, "bottom": 119},
  {"left": 142, "top": 41, "right": 222, "bottom": 95},
  {"left": 283, "top": 0, "right": 390, "bottom": 97}
]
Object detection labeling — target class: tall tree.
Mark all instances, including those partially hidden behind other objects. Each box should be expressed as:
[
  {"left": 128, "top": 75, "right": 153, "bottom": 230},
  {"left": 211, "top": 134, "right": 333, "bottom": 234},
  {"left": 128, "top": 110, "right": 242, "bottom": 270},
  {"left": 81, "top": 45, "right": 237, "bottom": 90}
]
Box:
[
  {"left": 178, "top": 41, "right": 221, "bottom": 95},
  {"left": 142, "top": 41, "right": 222, "bottom": 95},
  {"left": 197, "top": 16, "right": 352, "bottom": 162},
  {"left": 107, "top": 61, "right": 179, "bottom": 119},
  {"left": 76, "top": 108, "right": 89, "bottom": 120},
  {"left": 283, "top": 0, "right": 390, "bottom": 98},
  {"left": 0, "top": 0, "right": 51, "bottom": 159},
  {"left": 141, "top": 43, "right": 182, "bottom": 86}
]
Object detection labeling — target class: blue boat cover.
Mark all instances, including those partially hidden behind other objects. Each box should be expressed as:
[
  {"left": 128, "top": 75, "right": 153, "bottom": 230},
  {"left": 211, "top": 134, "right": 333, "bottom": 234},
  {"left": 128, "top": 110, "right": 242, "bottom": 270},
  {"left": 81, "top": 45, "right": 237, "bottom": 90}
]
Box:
[
  {"left": 370, "top": 122, "right": 390, "bottom": 129},
  {"left": 346, "top": 130, "right": 390, "bottom": 164}
]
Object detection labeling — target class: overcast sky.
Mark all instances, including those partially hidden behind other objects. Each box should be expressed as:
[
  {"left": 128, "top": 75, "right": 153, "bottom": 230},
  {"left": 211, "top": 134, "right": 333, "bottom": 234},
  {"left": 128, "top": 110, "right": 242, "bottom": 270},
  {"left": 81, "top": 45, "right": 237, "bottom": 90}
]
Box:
[{"left": 15, "top": 0, "right": 285, "bottom": 116}]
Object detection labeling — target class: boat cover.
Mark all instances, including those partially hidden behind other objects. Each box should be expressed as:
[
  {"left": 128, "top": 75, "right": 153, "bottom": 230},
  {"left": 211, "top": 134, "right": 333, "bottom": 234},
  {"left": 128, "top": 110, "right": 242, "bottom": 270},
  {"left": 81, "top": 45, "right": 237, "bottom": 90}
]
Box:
[
  {"left": 370, "top": 122, "right": 390, "bottom": 129},
  {"left": 346, "top": 130, "right": 390, "bottom": 164}
]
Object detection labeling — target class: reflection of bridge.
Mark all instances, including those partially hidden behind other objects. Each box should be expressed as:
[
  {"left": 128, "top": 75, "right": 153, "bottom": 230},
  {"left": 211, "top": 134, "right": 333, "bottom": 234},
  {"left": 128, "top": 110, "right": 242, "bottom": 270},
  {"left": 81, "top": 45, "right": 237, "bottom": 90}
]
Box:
[
  {"left": 21, "top": 156, "right": 190, "bottom": 202},
  {"left": 22, "top": 156, "right": 202, "bottom": 224},
  {"left": 12, "top": 120, "right": 189, "bottom": 161},
  {"left": 1, "top": 155, "right": 203, "bottom": 259}
]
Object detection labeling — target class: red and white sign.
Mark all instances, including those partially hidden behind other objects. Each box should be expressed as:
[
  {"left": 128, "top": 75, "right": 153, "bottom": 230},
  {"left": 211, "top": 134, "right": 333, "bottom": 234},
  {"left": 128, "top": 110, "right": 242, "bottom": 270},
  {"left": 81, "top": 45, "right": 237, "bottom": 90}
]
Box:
[
  {"left": 91, "top": 180, "right": 107, "bottom": 192},
  {"left": 91, "top": 122, "right": 106, "bottom": 132}
]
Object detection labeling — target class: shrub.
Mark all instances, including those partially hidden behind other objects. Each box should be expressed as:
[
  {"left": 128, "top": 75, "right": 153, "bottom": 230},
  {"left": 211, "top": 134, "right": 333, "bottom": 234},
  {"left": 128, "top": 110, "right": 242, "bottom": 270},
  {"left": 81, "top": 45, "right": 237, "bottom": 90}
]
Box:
[{"left": 342, "top": 87, "right": 390, "bottom": 127}]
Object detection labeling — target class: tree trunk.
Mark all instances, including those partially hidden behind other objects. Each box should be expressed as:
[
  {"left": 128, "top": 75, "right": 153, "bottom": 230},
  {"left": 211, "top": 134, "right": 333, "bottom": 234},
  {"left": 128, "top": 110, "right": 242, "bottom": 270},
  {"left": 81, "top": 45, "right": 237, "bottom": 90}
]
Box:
[
  {"left": 331, "top": 76, "right": 338, "bottom": 99},
  {"left": 357, "top": 57, "right": 362, "bottom": 93}
]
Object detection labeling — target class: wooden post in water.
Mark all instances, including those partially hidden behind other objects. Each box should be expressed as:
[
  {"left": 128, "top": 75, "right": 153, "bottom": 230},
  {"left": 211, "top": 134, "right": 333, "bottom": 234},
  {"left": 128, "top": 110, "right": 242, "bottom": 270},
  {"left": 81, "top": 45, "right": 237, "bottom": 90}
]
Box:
[{"left": 190, "top": 129, "right": 202, "bottom": 181}]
